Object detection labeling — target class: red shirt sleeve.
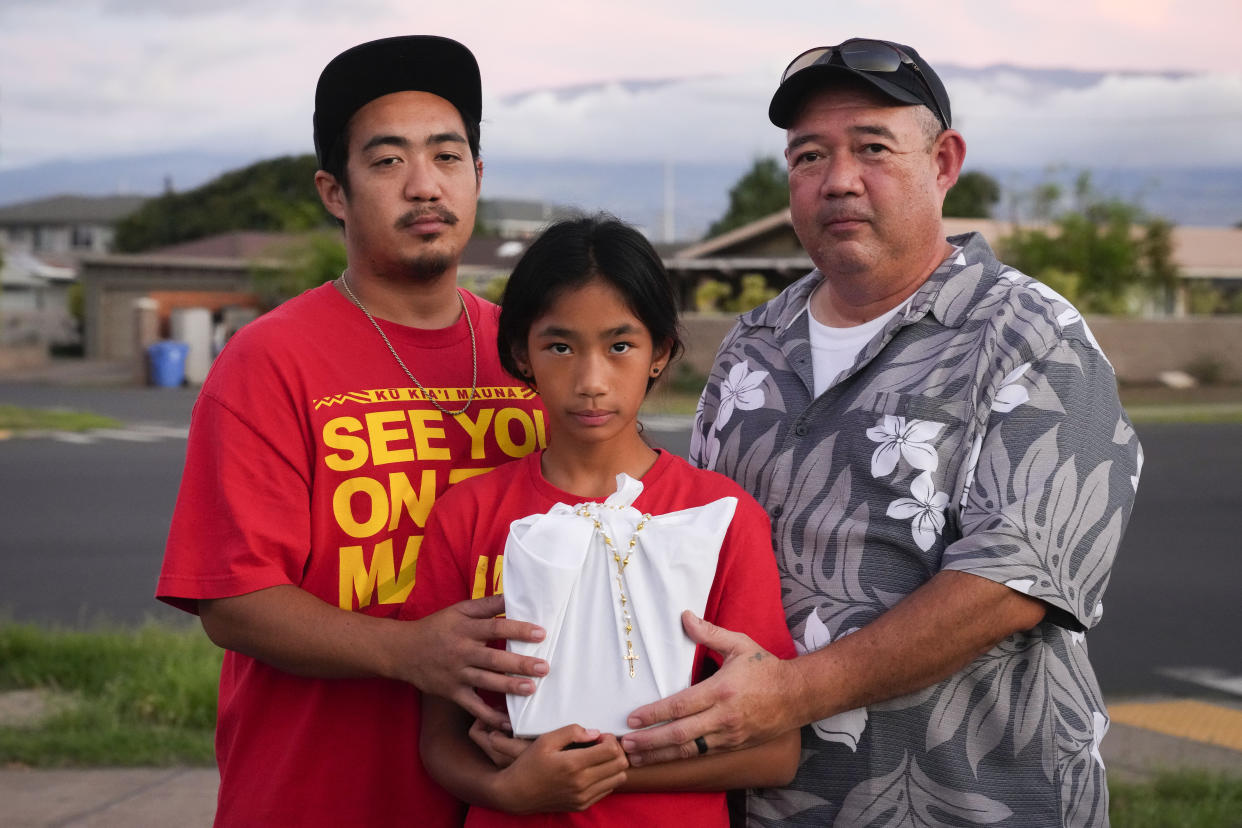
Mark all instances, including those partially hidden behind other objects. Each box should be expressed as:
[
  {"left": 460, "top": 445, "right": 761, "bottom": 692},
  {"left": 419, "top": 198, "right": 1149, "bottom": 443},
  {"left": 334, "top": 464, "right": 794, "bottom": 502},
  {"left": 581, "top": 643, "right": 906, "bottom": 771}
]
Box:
[
  {"left": 703, "top": 493, "right": 796, "bottom": 663},
  {"left": 157, "top": 389, "right": 312, "bottom": 613}
]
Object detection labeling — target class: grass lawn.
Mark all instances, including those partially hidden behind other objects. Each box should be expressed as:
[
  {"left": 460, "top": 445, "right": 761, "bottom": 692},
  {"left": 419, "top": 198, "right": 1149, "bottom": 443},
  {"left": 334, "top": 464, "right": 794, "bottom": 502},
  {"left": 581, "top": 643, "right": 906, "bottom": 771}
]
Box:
[
  {"left": 1110, "top": 771, "right": 1242, "bottom": 827},
  {"left": 0, "top": 404, "right": 121, "bottom": 433},
  {"left": 0, "top": 623, "right": 219, "bottom": 766}
]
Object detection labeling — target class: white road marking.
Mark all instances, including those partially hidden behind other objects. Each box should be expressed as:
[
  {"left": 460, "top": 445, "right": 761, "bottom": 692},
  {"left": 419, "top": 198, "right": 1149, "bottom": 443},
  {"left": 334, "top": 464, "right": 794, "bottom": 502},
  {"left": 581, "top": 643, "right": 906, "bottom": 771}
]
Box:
[
  {"left": 50, "top": 432, "right": 94, "bottom": 444},
  {"left": 1158, "top": 667, "right": 1242, "bottom": 697},
  {"left": 30, "top": 425, "right": 189, "bottom": 444}
]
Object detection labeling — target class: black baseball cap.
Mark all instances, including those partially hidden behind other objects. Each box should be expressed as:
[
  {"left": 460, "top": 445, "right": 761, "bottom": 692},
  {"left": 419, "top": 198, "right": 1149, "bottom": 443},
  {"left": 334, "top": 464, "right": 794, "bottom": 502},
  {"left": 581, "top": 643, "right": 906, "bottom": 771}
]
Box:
[
  {"left": 313, "top": 35, "right": 481, "bottom": 168},
  {"left": 768, "top": 38, "right": 951, "bottom": 130}
]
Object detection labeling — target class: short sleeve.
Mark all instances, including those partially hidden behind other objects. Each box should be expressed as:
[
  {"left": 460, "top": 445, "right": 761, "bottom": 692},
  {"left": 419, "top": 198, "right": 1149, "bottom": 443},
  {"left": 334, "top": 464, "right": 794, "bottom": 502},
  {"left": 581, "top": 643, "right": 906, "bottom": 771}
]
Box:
[
  {"left": 157, "top": 390, "right": 314, "bottom": 612},
  {"left": 707, "top": 493, "right": 797, "bottom": 660},
  {"left": 942, "top": 338, "right": 1141, "bottom": 631}
]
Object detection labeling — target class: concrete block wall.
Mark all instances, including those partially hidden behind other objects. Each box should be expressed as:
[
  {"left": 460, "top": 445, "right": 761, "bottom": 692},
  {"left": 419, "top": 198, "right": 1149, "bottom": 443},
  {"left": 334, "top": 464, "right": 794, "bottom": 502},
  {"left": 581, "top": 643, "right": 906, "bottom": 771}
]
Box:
[{"left": 1090, "top": 317, "right": 1242, "bottom": 384}]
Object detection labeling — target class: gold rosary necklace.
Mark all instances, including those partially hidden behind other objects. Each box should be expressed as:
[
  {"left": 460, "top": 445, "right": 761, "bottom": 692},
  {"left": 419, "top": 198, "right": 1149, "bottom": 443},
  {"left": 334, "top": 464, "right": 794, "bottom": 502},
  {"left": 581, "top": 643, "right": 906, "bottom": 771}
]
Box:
[
  {"left": 577, "top": 504, "right": 652, "bottom": 678},
  {"left": 338, "top": 272, "right": 478, "bottom": 416}
]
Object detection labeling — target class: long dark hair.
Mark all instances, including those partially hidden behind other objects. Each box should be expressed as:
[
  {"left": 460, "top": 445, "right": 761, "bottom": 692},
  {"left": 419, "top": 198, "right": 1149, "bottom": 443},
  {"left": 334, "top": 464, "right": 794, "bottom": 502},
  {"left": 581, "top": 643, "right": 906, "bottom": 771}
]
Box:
[{"left": 497, "top": 214, "right": 684, "bottom": 392}]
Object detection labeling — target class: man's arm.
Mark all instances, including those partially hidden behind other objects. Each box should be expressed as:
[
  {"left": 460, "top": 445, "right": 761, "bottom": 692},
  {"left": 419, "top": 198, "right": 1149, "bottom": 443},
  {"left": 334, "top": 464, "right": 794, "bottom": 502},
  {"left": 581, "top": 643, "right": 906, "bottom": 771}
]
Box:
[
  {"left": 621, "top": 570, "right": 1044, "bottom": 765},
  {"left": 199, "top": 585, "right": 548, "bottom": 727}
]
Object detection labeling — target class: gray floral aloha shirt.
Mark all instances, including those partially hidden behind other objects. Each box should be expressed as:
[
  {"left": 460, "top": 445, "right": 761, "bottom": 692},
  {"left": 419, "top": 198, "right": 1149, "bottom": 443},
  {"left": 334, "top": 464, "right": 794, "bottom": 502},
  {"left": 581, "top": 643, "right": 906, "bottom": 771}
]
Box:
[{"left": 690, "top": 233, "right": 1142, "bottom": 827}]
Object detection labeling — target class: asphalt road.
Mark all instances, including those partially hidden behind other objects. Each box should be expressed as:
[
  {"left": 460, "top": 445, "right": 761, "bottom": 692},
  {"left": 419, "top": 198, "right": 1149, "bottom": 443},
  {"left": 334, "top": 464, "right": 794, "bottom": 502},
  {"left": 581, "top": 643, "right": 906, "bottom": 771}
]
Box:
[{"left": 1, "top": 382, "right": 1238, "bottom": 699}]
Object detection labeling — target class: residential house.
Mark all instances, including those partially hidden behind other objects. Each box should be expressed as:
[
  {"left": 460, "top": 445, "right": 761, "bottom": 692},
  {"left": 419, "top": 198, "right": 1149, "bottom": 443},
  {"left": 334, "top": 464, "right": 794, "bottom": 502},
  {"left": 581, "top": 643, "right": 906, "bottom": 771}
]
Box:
[{"left": 0, "top": 194, "right": 148, "bottom": 257}]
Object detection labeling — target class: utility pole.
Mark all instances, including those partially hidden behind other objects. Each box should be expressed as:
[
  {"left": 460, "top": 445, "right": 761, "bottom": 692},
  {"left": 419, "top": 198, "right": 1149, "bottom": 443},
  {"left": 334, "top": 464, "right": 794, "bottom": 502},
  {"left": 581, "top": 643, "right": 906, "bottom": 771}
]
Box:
[{"left": 662, "top": 158, "right": 675, "bottom": 243}]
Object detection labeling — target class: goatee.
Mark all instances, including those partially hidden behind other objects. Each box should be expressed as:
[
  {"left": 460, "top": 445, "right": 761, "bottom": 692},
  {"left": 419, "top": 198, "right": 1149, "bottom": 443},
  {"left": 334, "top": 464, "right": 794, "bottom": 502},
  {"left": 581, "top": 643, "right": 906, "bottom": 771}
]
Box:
[{"left": 403, "top": 252, "right": 454, "bottom": 283}]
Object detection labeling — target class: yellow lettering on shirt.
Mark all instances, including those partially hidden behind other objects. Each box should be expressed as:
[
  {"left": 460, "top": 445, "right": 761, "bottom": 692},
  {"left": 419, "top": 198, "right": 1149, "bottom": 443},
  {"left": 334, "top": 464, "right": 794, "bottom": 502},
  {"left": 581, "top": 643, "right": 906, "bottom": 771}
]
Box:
[
  {"left": 338, "top": 535, "right": 422, "bottom": 610},
  {"left": 323, "top": 416, "right": 368, "bottom": 471},
  {"left": 471, "top": 556, "right": 489, "bottom": 600},
  {"left": 333, "top": 477, "right": 388, "bottom": 538},
  {"left": 366, "top": 410, "right": 414, "bottom": 466},
  {"left": 408, "top": 410, "right": 450, "bottom": 460},
  {"left": 469, "top": 555, "right": 504, "bottom": 600},
  {"left": 453, "top": 409, "right": 495, "bottom": 459},
  {"left": 495, "top": 409, "right": 541, "bottom": 458},
  {"left": 449, "top": 466, "right": 493, "bottom": 484},
  {"left": 388, "top": 470, "right": 437, "bottom": 531}
]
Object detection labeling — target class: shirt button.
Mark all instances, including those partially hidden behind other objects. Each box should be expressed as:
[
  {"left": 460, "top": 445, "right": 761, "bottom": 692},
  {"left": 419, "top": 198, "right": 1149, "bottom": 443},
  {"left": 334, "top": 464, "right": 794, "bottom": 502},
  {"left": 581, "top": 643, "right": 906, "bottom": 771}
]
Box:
[
  {"left": 794, "top": 424, "right": 808, "bottom": 436},
  {"left": 771, "top": 505, "right": 783, "bottom": 518}
]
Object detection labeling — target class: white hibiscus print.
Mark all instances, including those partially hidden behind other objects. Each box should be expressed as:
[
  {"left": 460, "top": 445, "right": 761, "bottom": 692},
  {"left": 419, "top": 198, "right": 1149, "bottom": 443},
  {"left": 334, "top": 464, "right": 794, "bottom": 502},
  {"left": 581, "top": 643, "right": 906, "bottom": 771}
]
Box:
[
  {"left": 992, "top": 363, "right": 1032, "bottom": 413},
  {"left": 798, "top": 609, "right": 868, "bottom": 750},
  {"left": 886, "top": 471, "right": 950, "bottom": 552},
  {"left": 1004, "top": 578, "right": 1035, "bottom": 594},
  {"left": 1090, "top": 711, "right": 1109, "bottom": 768},
  {"left": 715, "top": 361, "right": 769, "bottom": 428},
  {"left": 1133, "top": 443, "right": 1144, "bottom": 491},
  {"left": 866, "top": 415, "right": 945, "bottom": 478}
]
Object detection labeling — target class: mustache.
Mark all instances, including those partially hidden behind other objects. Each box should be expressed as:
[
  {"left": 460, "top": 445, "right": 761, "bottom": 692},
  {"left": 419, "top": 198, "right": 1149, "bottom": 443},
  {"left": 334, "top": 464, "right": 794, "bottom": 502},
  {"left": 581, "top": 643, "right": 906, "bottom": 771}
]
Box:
[{"left": 395, "top": 206, "right": 459, "bottom": 229}]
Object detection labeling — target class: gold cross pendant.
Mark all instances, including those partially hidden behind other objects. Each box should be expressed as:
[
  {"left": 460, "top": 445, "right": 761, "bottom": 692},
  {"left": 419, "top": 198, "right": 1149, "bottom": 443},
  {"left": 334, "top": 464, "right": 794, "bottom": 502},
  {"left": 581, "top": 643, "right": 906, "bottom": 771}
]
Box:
[{"left": 624, "top": 642, "right": 639, "bottom": 678}]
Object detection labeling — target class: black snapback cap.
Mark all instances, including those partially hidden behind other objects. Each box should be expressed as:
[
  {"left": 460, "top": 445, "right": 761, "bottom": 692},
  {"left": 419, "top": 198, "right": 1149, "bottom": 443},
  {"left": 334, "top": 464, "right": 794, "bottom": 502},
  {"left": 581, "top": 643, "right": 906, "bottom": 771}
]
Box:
[
  {"left": 313, "top": 35, "right": 481, "bottom": 168},
  {"left": 768, "top": 39, "right": 951, "bottom": 130}
]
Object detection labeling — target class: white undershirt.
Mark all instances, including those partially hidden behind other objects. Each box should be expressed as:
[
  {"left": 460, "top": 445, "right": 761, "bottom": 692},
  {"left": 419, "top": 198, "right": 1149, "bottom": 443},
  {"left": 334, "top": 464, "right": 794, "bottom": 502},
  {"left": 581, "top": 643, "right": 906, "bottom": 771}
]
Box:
[{"left": 807, "top": 300, "right": 904, "bottom": 397}]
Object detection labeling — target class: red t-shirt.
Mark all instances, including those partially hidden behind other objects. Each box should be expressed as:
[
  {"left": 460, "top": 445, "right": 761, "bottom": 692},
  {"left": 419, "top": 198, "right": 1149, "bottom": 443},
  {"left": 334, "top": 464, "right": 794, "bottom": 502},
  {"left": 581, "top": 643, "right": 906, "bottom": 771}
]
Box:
[
  {"left": 405, "top": 450, "right": 795, "bottom": 828},
  {"left": 157, "top": 283, "right": 545, "bottom": 827}
]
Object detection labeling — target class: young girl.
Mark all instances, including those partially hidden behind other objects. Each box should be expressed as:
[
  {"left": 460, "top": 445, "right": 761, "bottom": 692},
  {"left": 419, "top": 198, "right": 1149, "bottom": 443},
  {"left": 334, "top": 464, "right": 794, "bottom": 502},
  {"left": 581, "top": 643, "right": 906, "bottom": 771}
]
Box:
[{"left": 405, "top": 215, "right": 798, "bottom": 825}]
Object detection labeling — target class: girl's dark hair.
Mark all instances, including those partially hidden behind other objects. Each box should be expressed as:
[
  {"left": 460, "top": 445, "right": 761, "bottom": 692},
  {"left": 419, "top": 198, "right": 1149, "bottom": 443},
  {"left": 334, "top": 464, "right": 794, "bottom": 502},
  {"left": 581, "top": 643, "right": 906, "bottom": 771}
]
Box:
[{"left": 497, "top": 214, "right": 684, "bottom": 392}]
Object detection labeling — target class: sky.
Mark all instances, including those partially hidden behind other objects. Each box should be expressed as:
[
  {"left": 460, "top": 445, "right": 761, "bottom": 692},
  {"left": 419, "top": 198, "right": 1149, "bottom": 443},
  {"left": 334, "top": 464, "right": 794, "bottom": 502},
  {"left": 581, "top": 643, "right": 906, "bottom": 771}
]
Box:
[{"left": 1, "top": 0, "right": 1241, "bottom": 174}]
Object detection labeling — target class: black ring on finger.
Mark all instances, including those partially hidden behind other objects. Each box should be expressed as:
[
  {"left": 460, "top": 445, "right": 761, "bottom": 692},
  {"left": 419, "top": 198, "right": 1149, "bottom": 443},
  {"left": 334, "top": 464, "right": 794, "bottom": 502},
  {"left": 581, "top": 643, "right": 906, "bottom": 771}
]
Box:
[{"left": 695, "top": 735, "right": 708, "bottom": 755}]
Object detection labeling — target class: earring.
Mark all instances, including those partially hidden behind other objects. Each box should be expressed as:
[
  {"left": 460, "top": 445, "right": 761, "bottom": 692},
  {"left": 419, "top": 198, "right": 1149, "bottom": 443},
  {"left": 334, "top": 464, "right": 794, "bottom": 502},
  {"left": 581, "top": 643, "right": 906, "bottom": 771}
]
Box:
[{"left": 651, "top": 367, "right": 661, "bottom": 377}]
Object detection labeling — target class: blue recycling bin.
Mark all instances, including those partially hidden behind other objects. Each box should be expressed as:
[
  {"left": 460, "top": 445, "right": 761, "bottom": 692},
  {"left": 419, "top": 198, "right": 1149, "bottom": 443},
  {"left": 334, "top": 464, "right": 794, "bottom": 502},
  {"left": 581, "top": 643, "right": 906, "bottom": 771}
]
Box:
[{"left": 147, "top": 340, "right": 190, "bottom": 388}]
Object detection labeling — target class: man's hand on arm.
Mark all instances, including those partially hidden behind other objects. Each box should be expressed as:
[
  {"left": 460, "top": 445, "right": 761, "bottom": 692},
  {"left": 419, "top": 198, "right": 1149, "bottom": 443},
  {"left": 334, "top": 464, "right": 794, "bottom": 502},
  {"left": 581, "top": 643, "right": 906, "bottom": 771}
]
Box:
[
  {"left": 198, "top": 585, "right": 547, "bottom": 728},
  {"left": 619, "top": 611, "right": 811, "bottom": 766},
  {"left": 621, "top": 571, "right": 1046, "bottom": 766}
]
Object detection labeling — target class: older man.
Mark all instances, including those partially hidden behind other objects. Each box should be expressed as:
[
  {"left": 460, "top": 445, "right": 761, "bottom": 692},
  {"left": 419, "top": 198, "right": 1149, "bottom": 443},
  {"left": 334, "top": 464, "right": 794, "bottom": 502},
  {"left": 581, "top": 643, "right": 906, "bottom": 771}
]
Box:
[{"left": 624, "top": 39, "right": 1141, "bottom": 826}]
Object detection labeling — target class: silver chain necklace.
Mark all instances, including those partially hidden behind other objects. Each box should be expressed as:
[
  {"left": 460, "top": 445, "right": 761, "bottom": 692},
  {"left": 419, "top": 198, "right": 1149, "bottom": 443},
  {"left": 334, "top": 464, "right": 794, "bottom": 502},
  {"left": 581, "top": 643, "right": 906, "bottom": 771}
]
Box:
[{"left": 338, "top": 272, "right": 478, "bottom": 416}]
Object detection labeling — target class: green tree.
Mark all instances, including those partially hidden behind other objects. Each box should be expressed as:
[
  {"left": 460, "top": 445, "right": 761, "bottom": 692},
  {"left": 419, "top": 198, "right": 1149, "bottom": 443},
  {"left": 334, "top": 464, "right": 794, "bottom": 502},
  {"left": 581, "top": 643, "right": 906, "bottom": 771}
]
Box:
[
  {"left": 999, "top": 173, "right": 1180, "bottom": 315},
  {"left": 707, "top": 157, "right": 789, "bottom": 238},
  {"left": 726, "top": 274, "right": 778, "bottom": 312},
  {"left": 250, "top": 231, "right": 347, "bottom": 309},
  {"left": 114, "top": 155, "right": 334, "bottom": 252},
  {"left": 943, "top": 171, "right": 1000, "bottom": 218}
]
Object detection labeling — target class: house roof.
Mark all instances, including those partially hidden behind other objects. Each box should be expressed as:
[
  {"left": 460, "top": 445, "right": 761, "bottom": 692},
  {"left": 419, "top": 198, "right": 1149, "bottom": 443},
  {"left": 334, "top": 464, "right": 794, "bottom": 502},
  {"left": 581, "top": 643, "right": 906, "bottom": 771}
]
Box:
[
  {"left": 0, "top": 247, "right": 77, "bottom": 287},
  {"left": 0, "top": 194, "right": 149, "bottom": 225},
  {"left": 674, "top": 209, "right": 793, "bottom": 259},
  {"left": 144, "top": 231, "right": 302, "bottom": 260}
]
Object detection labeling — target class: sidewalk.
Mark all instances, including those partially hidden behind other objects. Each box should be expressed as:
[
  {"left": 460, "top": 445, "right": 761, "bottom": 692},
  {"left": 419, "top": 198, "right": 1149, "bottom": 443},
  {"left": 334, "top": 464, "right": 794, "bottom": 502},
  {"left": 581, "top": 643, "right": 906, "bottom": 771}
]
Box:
[
  {"left": 2, "top": 707, "right": 1240, "bottom": 828},
  {"left": 0, "top": 357, "right": 138, "bottom": 387}
]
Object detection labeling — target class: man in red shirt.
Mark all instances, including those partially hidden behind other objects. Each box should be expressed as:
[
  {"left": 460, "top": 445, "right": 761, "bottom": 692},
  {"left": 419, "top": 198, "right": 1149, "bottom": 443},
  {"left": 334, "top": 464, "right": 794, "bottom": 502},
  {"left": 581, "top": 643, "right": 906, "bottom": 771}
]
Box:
[{"left": 157, "top": 35, "right": 548, "bottom": 826}]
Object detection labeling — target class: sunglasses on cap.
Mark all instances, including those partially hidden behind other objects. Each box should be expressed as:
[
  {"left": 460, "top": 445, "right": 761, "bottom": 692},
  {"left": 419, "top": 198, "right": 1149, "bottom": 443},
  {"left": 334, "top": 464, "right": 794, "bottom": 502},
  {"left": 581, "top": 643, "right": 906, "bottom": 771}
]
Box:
[{"left": 781, "top": 38, "right": 949, "bottom": 130}]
